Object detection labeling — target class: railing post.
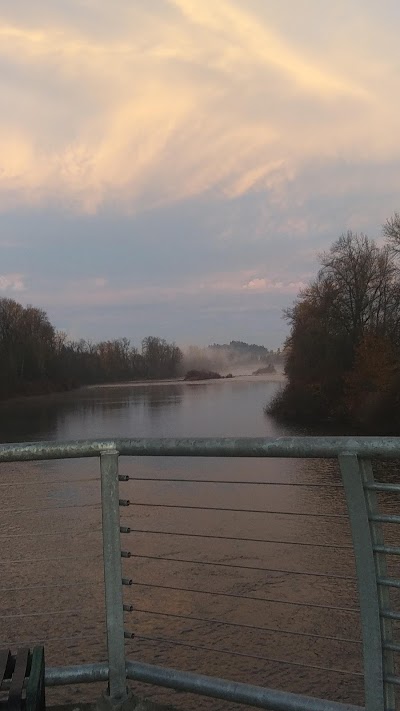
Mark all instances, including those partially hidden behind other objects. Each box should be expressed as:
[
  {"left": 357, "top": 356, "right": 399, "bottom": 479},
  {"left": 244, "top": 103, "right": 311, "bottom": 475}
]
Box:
[
  {"left": 360, "top": 458, "right": 395, "bottom": 711},
  {"left": 339, "top": 454, "right": 385, "bottom": 711},
  {"left": 100, "top": 450, "right": 127, "bottom": 706}
]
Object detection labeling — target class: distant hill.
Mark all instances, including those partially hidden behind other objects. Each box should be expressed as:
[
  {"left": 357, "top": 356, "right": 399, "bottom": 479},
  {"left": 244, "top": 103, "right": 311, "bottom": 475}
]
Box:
[{"left": 208, "top": 341, "right": 284, "bottom": 365}]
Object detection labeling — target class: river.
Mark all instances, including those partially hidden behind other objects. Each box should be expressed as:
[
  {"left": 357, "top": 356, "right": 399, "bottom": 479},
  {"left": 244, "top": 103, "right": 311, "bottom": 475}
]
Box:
[{"left": 0, "top": 375, "right": 395, "bottom": 709}]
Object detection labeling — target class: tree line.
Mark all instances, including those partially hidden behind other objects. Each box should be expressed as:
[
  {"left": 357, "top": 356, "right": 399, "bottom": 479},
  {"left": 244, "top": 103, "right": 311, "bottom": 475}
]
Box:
[
  {"left": 0, "top": 299, "right": 182, "bottom": 398},
  {"left": 268, "top": 214, "right": 400, "bottom": 431}
]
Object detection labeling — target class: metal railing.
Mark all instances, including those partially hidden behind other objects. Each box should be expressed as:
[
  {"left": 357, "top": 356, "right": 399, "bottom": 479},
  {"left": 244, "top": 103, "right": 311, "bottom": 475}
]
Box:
[{"left": 0, "top": 436, "right": 400, "bottom": 710}]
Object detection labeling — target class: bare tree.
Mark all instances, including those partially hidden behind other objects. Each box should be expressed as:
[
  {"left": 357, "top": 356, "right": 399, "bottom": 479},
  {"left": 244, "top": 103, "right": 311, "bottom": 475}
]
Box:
[
  {"left": 268, "top": 231, "right": 400, "bottom": 427},
  {"left": 383, "top": 212, "right": 400, "bottom": 254}
]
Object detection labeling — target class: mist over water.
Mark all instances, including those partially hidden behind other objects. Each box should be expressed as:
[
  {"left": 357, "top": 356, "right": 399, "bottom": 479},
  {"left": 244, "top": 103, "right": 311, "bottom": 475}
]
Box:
[{"left": 181, "top": 343, "right": 283, "bottom": 377}]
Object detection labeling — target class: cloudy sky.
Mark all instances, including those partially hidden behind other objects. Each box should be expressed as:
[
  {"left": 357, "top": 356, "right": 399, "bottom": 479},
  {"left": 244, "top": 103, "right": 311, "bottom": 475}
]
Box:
[{"left": 1, "top": 0, "right": 400, "bottom": 347}]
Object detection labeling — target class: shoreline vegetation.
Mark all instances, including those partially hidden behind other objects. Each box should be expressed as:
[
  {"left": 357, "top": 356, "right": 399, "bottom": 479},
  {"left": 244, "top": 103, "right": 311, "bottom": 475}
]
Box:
[
  {"left": 0, "top": 299, "right": 183, "bottom": 401},
  {"left": 253, "top": 364, "right": 276, "bottom": 375},
  {"left": 0, "top": 301, "right": 283, "bottom": 403},
  {"left": 267, "top": 217, "right": 400, "bottom": 434},
  {"left": 184, "top": 369, "right": 234, "bottom": 380}
]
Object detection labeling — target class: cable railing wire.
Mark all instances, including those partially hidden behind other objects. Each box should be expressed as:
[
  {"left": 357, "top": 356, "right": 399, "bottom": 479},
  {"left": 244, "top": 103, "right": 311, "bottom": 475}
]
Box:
[
  {"left": 130, "top": 581, "right": 359, "bottom": 613},
  {"left": 126, "top": 553, "right": 355, "bottom": 581},
  {"left": 122, "top": 477, "right": 344, "bottom": 488},
  {"left": 0, "top": 581, "right": 102, "bottom": 593},
  {"left": 124, "top": 502, "right": 348, "bottom": 518},
  {"left": 0, "top": 477, "right": 99, "bottom": 488},
  {"left": 127, "top": 634, "right": 363, "bottom": 678},
  {"left": 128, "top": 608, "right": 362, "bottom": 645},
  {"left": 2, "top": 503, "right": 101, "bottom": 514},
  {"left": 120, "top": 527, "right": 353, "bottom": 550},
  {"left": 0, "top": 554, "right": 102, "bottom": 566},
  {"left": 0, "top": 632, "right": 105, "bottom": 647},
  {"left": 0, "top": 607, "right": 98, "bottom": 620},
  {"left": 0, "top": 529, "right": 103, "bottom": 541}
]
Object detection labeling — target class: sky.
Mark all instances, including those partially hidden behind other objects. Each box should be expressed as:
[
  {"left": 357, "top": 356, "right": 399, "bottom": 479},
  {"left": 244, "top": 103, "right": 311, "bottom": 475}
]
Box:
[{"left": 1, "top": 0, "right": 400, "bottom": 348}]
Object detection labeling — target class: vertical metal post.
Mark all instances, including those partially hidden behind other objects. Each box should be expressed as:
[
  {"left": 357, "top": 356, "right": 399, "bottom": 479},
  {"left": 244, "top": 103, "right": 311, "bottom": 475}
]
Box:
[
  {"left": 339, "top": 454, "right": 384, "bottom": 711},
  {"left": 361, "top": 458, "right": 395, "bottom": 711},
  {"left": 100, "top": 450, "right": 127, "bottom": 704}
]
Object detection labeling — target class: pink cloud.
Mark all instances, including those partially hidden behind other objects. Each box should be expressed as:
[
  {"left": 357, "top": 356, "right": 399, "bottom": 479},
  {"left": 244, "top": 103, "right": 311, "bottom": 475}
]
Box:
[
  {"left": 25, "top": 270, "right": 308, "bottom": 310},
  {"left": 242, "top": 277, "right": 303, "bottom": 293},
  {"left": 0, "top": 273, "right": 25, "bottom": 292}
]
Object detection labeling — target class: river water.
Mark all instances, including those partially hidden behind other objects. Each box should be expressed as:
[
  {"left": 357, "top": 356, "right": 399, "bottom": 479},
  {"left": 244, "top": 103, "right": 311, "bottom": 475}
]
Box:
[{"left": 0, "top": 376, "right": 397, "bottom": 709}]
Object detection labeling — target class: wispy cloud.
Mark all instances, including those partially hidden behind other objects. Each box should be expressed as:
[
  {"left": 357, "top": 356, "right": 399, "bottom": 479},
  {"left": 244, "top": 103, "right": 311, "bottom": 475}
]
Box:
[
  {"left": 22, "top": 267, "right": 310, "bottom": 313},
  {"left": 242, "top": 277, "right": 306, "bottom": 293},
  {"left": 0, "top": 1, "right": 397, "bottom": 213},
  {"left": 0, "top": 273, "right": 25, "bottom": 292}
]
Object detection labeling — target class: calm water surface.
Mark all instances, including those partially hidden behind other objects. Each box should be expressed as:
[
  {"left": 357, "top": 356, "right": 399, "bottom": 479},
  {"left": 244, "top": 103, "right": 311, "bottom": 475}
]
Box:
[{"left": 1, "top": 377, "right": 396, "bottom": 709}]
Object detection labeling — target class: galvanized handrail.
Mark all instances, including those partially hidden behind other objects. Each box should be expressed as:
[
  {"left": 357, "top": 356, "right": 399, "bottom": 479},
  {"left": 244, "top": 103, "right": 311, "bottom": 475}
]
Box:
[
  {"left": 0, "top": 436, "right": 399, "bottom": 461},
  {"left": 1, "top": 436, "right": 400, "bottom": 711}
]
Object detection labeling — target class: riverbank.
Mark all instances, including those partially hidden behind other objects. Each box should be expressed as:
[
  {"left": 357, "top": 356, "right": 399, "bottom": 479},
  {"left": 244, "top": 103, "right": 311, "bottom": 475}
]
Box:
[
  {"left": 86, "top": 372, "right": 287, "bottom": 389},
  {"left": 267, "top": 380, "right": 400, "bottom": 435},
  {"left": 0, "top": 371, "right": 286, "bottom": 408},
  {"left": 0, "top": 379, "right": 79, "bottom": 405}
]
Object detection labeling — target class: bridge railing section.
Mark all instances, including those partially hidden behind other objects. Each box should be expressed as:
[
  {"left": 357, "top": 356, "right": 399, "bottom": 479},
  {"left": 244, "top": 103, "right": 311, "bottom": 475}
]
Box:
[
  {"left": 0, "top": 437, "right": 399, "bottom": 711},
  {"left": 0, "top": 449, "right": 107, "bottom": 707}
]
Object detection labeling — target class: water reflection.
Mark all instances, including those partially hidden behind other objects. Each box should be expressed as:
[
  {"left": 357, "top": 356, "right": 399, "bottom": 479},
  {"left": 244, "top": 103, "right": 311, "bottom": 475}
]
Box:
[
  {"left": 0, "top": 397, "right": 61, "bottom": 442},
  {"left": 0, "top": 378, "right": 287, "bottom": 443},
  {"left": 0, "top": 382, "right": 184, "bottom": 443},
  {"left": 140, "top": 384, "right": 183, "bottom": 419}
]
